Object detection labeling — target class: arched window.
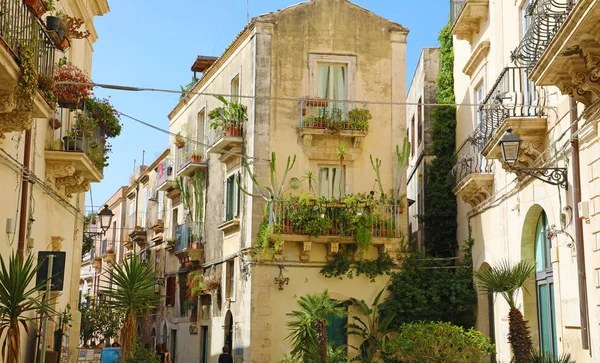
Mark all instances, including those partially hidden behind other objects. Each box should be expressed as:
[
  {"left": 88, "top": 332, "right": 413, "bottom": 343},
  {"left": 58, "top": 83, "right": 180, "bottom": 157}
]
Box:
[{"left": 535, "top": 211, "right": 557, "bottom": 356}]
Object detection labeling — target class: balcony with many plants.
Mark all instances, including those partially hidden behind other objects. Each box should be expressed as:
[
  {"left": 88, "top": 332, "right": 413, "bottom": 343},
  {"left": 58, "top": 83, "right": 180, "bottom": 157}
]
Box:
[
  {"left": 297, "top": 98, "right": 370, "bottom": 149},
  {"left": 0, "top": 0, "right": 57, "bottom": 134},
  {"left": 45, "top": 69, "right": 122, "bottom": 196},
  {"left": 175, "top": 142, "right": 206, "bottom": 177},
  {"left": 206, "top": 95, "right": 246, "bottom": 161}
]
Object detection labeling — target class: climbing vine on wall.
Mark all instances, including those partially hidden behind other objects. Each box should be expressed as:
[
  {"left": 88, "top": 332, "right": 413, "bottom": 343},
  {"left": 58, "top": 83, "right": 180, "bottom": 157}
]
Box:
[{"left": 422, "top": 23, "right": 458, "bottom": 258}]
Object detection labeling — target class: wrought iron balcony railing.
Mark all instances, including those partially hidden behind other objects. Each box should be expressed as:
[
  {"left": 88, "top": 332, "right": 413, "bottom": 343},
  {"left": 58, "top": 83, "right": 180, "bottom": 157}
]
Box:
[
  {"left": 174, "top": 221, "right": 203, "bottom": 254},
  {"left": 477, "top": 67, "right": 546, "bottom": 148},
  {"left": 0, "top": 0, "right": 55, "bottom": 79},
  {"left": 273, "top": 201, "right": 402, "bottom": 239},
  {"left": 449, "top": 135, "right": 494, "bottom": 188},
  {"left": 298, "top": 99, "right": 370, "bottom": 132},
  {"left": 450, "top": 0, "right": 466, "bottom": 25},
  {"left": 511, "top": 0, "right": 574, "bottom": 72}
]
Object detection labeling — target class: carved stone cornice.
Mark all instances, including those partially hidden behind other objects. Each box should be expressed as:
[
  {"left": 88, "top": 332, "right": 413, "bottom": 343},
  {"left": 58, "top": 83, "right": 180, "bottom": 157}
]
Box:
[
  {"left": 463, "top": 40, "right": 490, "bottom": 76},
  {"left": 46, "top": 162, "right": 76, "bottom": 182},
  {"left": 451, "top": 0, "right": 489, "bottom": 44},
  {"left": 452, "top": 173, "right": 494, "bottom": 207},
  {"left": 0, "top": 110, "right": 33, "bottom": 136},
  {"left": 64, "top": 180, "right": 91, "bottom": 197}
]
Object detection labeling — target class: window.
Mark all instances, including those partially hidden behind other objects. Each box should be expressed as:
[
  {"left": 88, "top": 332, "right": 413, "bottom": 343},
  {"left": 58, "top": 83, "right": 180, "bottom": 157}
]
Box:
[
  {"left": 197, "top": 109, "right": 206, "bottom": 151},
  {"left": 417, "top": 97, "right": 423, "bottom": 146},
  {"left": 231, "top": 75, "right": 240, "bottom": 102},
  {"left": 172, "top": 208, "right": 178, "bottom": 239},
  {"left": 200, "top": 295, "right": 211, "bottom": 320},
  {"left": 535, "top": 211, "right": 557, "bottom": 357},
  {"left": 101, "top": 239, "right": 107, "bottom": 255},
  {"left": 317, "top": 63, "right": 347, "bottom": 101},
  {"left": 158, "top": 191, "right": 164, "bottom": 220},
  {"left": 226, "top": 259, "right": 235, "bottom": 300},
  {"left": 165, "top": 275, "right": 176, "bottom": 306},
  {"left": 410, "top": 116, "right": 415, "bottom": 156},
  {"left": 154, "top": 249, "right": 161, "bottom": 272},
  {"left": 319, "top": 166, "right": 345, "bottom": 198},
  {"left": 223, "top": 173, "right": 241, "bottom": 222},
  {"left": 475, "top": 83, "right": 485, "bottom": 127}
]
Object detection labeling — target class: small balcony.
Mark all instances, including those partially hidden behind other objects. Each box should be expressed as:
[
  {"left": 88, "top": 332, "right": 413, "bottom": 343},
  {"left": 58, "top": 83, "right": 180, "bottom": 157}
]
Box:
[
  {"left": 128, "top": 211, "right": 148, "bottom": 248},
  {"left": 450, "top": 135, "right": 495, "bottom": 207},
  {"left": 206, "top": 124, "right": 243, "bottom": 160},
  {"left": 449, "top": 0, "right": 489, "bottom": 43},
  {"left": 273, "top": 199, "right": 404, "bottom": 261},
  {"left": 175, "top": 143, "right": 207, "bottom": 177},
  {"left": 477, "top": 67, "right": 547, "bottom": 167},
  {"left": 298, "top": 99, "right": 369, "bottom": 150},
  {"left": 514, "top": 0, "right": 600, "bottom": 107},
  {"left": 45, "top": 107, "right": 104, "bottom": 197},
  {"left": 0, "top": 0, "right": 56, "bottom": 133},
  {"left": 174, "top": 221, "right": 204, "bottom": 263},
  {"left": 156, "top": 157, "right": 175, "bottom": 191}
]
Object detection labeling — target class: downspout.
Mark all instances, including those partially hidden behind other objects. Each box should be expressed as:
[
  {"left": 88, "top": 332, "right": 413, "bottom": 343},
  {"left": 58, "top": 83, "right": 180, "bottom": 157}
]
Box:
[
  {"left": 134, "top": 184, "right": 139, "bottom": 256},
  {"left": 570, "top": 97, "right": 590, "bottom": 350},
  {"left": 17, "top": 129, "right": 32, "bottom": 259}
]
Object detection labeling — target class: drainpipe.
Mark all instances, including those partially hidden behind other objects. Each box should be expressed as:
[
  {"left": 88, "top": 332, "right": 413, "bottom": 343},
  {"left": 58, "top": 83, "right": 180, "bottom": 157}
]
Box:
[
  {"left": 134, "top": 184, "right": 139, "bottom": 256},
  {"left": 17, "top": 129, "right": 32, "bottom": 259},
  {"left": 570, "top": 97, "right": 590, "bottom": 350}
]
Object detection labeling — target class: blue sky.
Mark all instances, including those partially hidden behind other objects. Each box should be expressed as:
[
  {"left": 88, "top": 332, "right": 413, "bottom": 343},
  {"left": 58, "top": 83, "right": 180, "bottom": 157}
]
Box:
[{"left": 86, "top": 0, "right": 448, "bottom": 209}]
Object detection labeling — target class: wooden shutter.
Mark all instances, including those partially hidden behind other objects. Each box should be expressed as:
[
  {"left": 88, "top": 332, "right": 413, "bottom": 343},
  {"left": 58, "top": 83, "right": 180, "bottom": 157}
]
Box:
[
  {"left": 165, "top": 276, "right": 176, "bottom": 306},
  {"left": 233, "top": 173, "right": 240, "bottom": 218}
]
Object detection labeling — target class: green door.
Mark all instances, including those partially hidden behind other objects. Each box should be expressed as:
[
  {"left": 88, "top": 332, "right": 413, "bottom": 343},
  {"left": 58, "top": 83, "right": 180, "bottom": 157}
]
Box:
[
  {"left": 535, "top": 212, "right": 557, "bottom": 356},
  {"left": 326, "top": 315, "right": 347, "bottom": 347}
]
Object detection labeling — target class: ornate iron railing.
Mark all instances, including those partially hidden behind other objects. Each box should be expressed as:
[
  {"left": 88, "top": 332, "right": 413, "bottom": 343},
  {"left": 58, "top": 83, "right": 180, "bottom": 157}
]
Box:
[
  {"left": 511, "top": 0, "right": 574, "bottom": 72},
  {"left": 449, "top": 135, "right": 494, "bottom": 188},
  {"left": 298, "top": 99, "right": 370, "bottom": 132},
  {"left": 477, "top": 67, "right": 546, "bottom": 148},
  {"left": 450, "top": 0, "right": 466, "bottom": 25},
  {"left": 0, "top": 0, "right": 55, "bottom": 78}
]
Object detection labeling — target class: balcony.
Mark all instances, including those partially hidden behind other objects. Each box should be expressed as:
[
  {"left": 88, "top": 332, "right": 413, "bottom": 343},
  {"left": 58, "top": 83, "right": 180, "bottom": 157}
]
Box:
[
  {"left": 175, "top": 143, "right": 206, "bottom": 177},
  {"left": 514, "top": 0, "right": 600, "bottom": 108},
  {"left": 450, "top": 135, "right": 495, "bottom": 207},
  {"left": 174, "top": 222, "right": 204, "bottom": 263},
  {"left": 449, "top": 0, "right": 489, "bottom": 43},
  {"left": 156, "top": 157, "right": 175, "bottom": 191},
  {"left": 0, "top": 0, "right": 56, "bottom": 134},
  {"left": 206, "top": 124, "right": 243, "bottom": 161},
  {"left": 128, "top": 211, "right": 148, "bottom": 248},
  {"left": 273, "top": 199, "right": 404, "bottom": 261},
  {"left": 298, "top": 99, "right": 369, "bottom": 152},
  {"left": 477, "top": 67, "right": 548, "bottom": 168},
  {"left": 45, "top": 107, "right": 104, "bottom": 197},
  {"left": 511, "top": 0, "right": 573, "bottom": 73}
]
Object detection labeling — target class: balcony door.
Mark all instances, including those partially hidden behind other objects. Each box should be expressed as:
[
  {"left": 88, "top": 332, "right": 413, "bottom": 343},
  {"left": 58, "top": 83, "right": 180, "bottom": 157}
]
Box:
[
  {"left": 535, "top": 211, "right": 557, "bottom": 356},
  {"left": 318, "top": 63, "right": 347, "bottom": 119}
]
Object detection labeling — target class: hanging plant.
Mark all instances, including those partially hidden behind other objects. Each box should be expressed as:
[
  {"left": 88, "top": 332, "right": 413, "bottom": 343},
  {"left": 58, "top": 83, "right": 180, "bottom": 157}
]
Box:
[
  {"left": 83, "top": 97, "right": 122, "bottom": 138},
  {"left": 54, "top": 62, "right": 92, "bottom": 107},
  {"left": 15, "top": 43, "right": 37, "bottom": 112}
]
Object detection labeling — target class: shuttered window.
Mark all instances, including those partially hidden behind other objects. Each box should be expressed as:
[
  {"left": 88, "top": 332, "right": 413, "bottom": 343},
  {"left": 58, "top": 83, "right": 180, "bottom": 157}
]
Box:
[{"left": 223, "top": 173, "right": 241, "bottom": 222}]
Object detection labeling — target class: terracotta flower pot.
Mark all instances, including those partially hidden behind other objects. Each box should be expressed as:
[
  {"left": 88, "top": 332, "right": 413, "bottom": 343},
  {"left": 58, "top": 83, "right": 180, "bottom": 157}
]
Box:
[
  {"left": 24, "top": 0, "right": 47, "bottom": 17},
  {"left": 48, "top": 118, "right": 61, "bottom": 130}
]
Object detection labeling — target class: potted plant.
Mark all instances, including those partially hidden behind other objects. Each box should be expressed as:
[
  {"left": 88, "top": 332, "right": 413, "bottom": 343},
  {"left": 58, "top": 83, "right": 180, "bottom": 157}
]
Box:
[
  {"left": 54, "top": 63, "right": 92, "bottom": 108},
  {"left": 208, "top": 95, "right": 247, "bottom": 137},
  {"left": 348, "top": 108, "right": 372, "bottom": 131},
  {"left": 189, "top": 150, "right": 203, "bottom": 163},
  {"left": 204, "top": 278, "right": 220, "bottom": 291},
  {"left": 175, "top": 133, "right": 185, "bottom": 148},
  {"left": 303, "top": 97, "right": 329, "bottom": 108},
  {"left": 83, "top": 97, "right": 122, "bottom": 138},
  {"left": 24, "top": 0, "right": 48, "bottom": 18}
]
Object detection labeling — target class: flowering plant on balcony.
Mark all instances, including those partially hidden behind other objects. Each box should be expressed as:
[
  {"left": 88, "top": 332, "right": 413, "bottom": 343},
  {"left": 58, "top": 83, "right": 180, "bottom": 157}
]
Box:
[
  {"left": 203, "top": 278, "right": 220, "bottom": 291},
  {"left": 71, "top": 113, "right": 97, "bottom": 138},
  {"left": 208, "top": 95, "right": 247, "bottom": 133},
  {"left": 88, "top": 140, "right": 112, "bottom": 170},
  {"left": 84, "top": 97, "right": 122, "bottom": 138},
  {"left": 54, "top": 62, "right": 92, "bottom": 106},
  {"left": 186, "top": 270, "right": 205, "bottom": 296}
]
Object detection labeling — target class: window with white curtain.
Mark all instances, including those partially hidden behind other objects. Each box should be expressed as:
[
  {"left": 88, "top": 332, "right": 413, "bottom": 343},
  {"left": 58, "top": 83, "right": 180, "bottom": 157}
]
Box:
[
  {"left": 317, "top": 64, "right": 347, "bottom": 100},
  {"left": 319, "top": 166, "right": 345, "bottom": 198}
]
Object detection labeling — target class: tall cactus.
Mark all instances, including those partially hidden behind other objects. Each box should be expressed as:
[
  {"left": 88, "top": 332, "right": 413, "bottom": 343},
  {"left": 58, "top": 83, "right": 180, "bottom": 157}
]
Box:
[
  {"left": 395, "top": 137, "right": 411, "bottom": 204},
  {"left": 237, "top": 152, "right": 296, "bottom": 227}
]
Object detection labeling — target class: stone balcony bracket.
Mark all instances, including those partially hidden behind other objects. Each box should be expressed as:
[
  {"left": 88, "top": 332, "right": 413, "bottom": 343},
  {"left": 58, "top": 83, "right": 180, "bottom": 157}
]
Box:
[
  {"left": 451, "top": 0, "right": 489, "bottom": 44},
  {"left": 481, "top": 117, "right": 547, "bottom": 169},
  {"left": 299, "top": 242, "right": 312, "bottom": 262},
  {"left": 452, "top": 173, "right": 494, "bottom": 207},
  {"left": 45, "top": 151, "right": 102, "bottom": 197},
  {"left": 298, "top": 128, "right": 367, "bottom": 149}
]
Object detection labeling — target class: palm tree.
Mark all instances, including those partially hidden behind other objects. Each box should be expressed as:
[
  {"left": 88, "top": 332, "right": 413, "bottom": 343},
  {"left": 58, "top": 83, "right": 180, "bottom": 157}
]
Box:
[
  {"left": 474, "top": 260, "right": 536, "bottom": 363},
  {"left": 100, "top": 256, "right": 160, "bottom": 356},
  {"left": 285, "top": 290, "right": 347, "bottom": 363},
  {"left": 347, "top": 287, "right": 395, "bottom": 362},
  {"left": 530, "top": 350, "right": 575, "bottom": 363},
  {"left": 0, "top": 252, "right": 52, "bottom": 363}
]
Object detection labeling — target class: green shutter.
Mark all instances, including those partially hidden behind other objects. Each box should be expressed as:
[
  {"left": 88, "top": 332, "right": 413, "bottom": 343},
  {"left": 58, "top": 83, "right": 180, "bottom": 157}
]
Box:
[{"left": 326, "top": 315, "right": 347, "bottom": 347}]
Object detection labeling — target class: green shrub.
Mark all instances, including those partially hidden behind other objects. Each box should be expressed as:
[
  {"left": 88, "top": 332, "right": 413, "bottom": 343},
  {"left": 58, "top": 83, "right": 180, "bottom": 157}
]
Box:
[{"left": 385, "top": 321, "right": 495, "bottom": 363}]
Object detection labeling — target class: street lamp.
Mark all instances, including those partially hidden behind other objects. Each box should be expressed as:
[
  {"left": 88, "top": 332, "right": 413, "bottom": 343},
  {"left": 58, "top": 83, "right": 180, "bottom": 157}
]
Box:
[
  {"left": 498, "top": 128, "right": 568, "bottom": 189},
  {"left": 86, "top": 205, "right": 114, "bottom": 238}
]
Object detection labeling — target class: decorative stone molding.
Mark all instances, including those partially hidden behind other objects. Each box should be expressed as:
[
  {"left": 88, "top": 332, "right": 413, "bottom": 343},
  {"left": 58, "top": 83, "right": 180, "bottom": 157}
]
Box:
[
  {"left": 298, "top": 128, "right": 367, "bottom": 149},
  {"left": 481, "top": 117, "right": 547, "bottom": 166},
  {"left": 0, "top": 93, "right": 16, "bottom": 113},
  {"left": 299, "top": 242, "right": 312, "bottom": 262},
  {"left": 51, "top": 236, "right": 64, "bottom": 251},
  {"left": 46, "top": 162, "right": 76, "bottom": 183},
  {"left": 452, "top": 173, "right": 494, "bottom": 207},
  {"left": 0, "top": 110, "right": 33, "bottom": 136},
  {"left": 45, "top": 151, "right": 102, "bottom": 197},
  {"left": 463, "top": 40, "right": 490, "bottom": 76},
  {"left": 451, "top": 0, "right": 489, "bottom": 44}
]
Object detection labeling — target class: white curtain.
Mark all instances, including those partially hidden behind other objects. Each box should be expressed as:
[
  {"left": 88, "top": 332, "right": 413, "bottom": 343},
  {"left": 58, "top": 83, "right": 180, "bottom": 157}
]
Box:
[{"left": 318, "top": 65, "right": 331, "bottom": 99}]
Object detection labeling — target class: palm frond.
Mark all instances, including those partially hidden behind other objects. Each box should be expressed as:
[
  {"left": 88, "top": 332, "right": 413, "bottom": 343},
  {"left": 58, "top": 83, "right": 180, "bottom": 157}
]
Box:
[
  {"left": 474, "top": 260, "right": 536, "bottom": 308},
  {"left": 530, "top": 350, "right": 575, "bottom": 363}
]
